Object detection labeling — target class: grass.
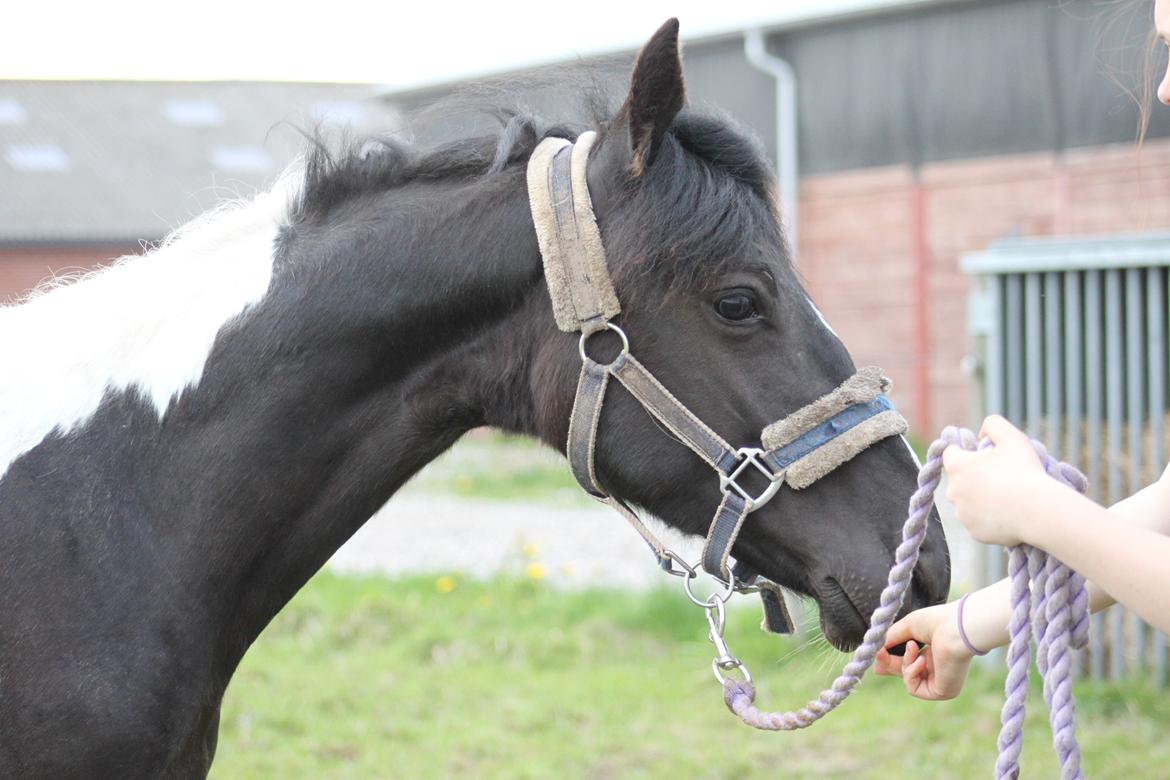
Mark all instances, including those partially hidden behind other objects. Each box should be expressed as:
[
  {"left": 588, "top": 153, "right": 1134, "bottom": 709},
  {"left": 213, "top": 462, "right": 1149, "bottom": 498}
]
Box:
[{"left": 213, "top": 571, "right": 1170, "bottom": 779}]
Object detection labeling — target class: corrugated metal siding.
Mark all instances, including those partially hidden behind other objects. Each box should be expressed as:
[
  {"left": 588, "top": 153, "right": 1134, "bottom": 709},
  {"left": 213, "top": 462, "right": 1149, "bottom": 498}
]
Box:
[
  {"left": 768, "top": 0, "right": 1170, "bottom": 174},
  {"left": 964, "top": 233, "right": 1170, "bottom": 686}
]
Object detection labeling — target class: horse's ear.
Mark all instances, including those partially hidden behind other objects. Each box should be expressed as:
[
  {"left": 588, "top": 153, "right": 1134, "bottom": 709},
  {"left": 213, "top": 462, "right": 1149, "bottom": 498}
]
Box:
[{"left": 622, "top": 18, "right": 685, "bottom": 176}]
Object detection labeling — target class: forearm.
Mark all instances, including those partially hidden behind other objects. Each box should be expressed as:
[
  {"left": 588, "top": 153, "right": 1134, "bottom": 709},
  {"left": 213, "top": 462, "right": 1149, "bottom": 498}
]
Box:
[
  {"left": 1022, "top": 484, "right": 1170, "bottom": 635},
  {"left": 956, "top": 476, "right": 1170, "bottom": 651}
]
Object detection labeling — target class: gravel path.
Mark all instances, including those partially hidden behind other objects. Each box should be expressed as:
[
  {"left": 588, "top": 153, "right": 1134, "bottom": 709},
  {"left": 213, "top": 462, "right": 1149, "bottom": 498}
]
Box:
[
  {"left": 330, "top": 489, "right": 979, "bottom": 593},
  {"left": 329, "top": 494, "right": 704, "bottom": 589}
]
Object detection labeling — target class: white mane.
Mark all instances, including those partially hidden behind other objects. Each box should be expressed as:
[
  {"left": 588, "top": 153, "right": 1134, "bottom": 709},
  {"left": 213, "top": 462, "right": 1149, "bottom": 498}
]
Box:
[{"left": 0, "top": 173, "right": 301, "bottom": 479}]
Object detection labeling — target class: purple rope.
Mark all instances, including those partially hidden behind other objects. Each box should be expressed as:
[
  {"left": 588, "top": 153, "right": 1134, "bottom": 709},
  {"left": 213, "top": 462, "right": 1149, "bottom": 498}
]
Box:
[{"left": 725, "top": 427, "right": 1090, "bottom": 780}]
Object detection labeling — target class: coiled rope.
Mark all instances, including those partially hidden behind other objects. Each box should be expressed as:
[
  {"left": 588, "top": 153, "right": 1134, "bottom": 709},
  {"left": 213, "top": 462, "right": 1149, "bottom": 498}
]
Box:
[{"left": 722, "top": 426, "right": 1090, "bottom": 779}]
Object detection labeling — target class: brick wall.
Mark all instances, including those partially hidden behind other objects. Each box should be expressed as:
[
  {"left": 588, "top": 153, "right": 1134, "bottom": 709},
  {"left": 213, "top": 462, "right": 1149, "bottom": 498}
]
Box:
[
  {"left": 799, "top": 138, "right": 1170, "bottom": 438},
  {"left": 0, "top": 245, "right": 135, "bottom": 305}
]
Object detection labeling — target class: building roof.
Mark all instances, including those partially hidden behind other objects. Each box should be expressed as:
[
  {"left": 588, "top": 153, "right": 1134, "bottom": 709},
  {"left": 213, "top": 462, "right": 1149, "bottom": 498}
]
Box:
[
  {"left": 0, "top": 81, "right": 399, "bottom": 243},
  {"left": 381, "top": 0, "right": 963, "bottom": 100}
]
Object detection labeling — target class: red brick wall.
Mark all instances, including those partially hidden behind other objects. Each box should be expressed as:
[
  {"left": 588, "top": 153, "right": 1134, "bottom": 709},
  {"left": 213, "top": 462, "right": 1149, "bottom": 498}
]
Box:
[
  {"left": 0, "top": 246, "right": 136, "bottom": 305},
  {"left": 800, "top": 138, "right": 1170, "bottom": 438}
]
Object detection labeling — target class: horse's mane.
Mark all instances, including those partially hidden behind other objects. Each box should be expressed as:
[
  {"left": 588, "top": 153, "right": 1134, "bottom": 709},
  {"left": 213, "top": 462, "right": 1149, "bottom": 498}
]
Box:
[
  {"left": 288, "top": 100, "right": 787, "bottom": 293},
  {"left": 287, "top": 111, "right": 579, "bottom": 227}
]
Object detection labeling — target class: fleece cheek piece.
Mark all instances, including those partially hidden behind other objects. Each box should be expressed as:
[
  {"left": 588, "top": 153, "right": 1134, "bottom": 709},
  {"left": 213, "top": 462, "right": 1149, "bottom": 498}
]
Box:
[
  {"left": 527, "top": 132, "right": 621, "bottom": 335},
  {"left": 782, "top": 410, "right": 908, "bottom": 489},
  {"left": 761, "top": 368, "right": 908, "bottom": 490}
]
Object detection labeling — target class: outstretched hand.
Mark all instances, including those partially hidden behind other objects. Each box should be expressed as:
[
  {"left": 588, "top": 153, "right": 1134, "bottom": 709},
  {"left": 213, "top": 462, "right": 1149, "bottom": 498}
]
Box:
[{"left": 875, "top": 602, "right": 975, "bottom": 700}]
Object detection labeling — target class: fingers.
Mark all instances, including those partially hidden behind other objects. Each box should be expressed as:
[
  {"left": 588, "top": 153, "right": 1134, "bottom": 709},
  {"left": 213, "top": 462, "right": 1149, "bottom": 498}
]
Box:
[
  {"left": 942, "top": 443, "right": 972, "bottom": 472},
  {"left": 883, "top": 606, "right": 938, "bottom": 650},
  {"left": 876, "top": 637, "right": 916, "bottom": 677},
  {"left": 901, "top": 640, "right": 928, "bottom": 693},
  {"left": 883, "top": 618, "right": 912, "bottom": 649},
  {"left": 904, "top": 654, "right": 928, "bottom": 693},
  {"left": 979, "top": 414, "right": 1028, "bottom": 448},
  {"left": 874, "top": 647, "right": 898, "bottom": 676}
]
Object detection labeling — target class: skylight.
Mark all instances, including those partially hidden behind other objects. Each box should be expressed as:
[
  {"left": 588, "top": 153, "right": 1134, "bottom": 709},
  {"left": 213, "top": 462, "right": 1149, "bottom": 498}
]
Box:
[
  {"left": 210, "top": 146, "right": 271, "bottom": 173},
  {"left": 164, "top": 99, "right": 224, "bottom": 126},
  {"left": 0, "top": 99, "right": 27, "bottom": 125},
  {"left": 5, "top": 144, "right": 70, "bottom": 172}
]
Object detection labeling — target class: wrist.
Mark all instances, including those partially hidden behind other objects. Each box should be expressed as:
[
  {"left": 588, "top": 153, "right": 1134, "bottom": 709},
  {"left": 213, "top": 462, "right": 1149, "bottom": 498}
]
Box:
[
  {"left": 1017, "top": 478, "right": 1091, "bottom": 549},
  {"left": 954, "top": 592, "right": 988, "bottom": 656},
  {"left": 933, "top": 602, "right": 976, "bottom": 662}
]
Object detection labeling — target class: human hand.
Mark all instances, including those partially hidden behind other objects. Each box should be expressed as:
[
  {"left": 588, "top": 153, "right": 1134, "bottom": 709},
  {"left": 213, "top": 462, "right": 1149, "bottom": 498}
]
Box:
[
  {"left": 942, "top": 415, "right": 1054, "bottom": 547},
  {"left": 875, "top": 602, "right": 975, "bottom": 700}
]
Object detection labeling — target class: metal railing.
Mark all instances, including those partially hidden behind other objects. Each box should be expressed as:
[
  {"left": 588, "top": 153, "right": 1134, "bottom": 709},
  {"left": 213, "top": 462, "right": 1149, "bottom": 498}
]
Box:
[{"left": 963, "top": 232, "right": 1170, "bottom": 686}]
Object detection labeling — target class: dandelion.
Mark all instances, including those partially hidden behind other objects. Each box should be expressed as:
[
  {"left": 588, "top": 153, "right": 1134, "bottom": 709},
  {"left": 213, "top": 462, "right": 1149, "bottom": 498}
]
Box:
[
  {"left": 523, "top": 542, "right": 539, "bottom": 559},
  {"left": 435, "top": 575, "right": 457, "bottom": 593},
  {"left": 525, "top": 562, "right": 547, "bottom": 581}
]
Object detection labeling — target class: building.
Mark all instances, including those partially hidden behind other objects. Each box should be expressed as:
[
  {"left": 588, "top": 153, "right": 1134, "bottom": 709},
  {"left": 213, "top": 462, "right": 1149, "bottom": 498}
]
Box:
[
  {"left": 381, "top": 0, "right": 1170, "bottom": 435},
  {"left": 0, "top": 81, "right": 397, "bottom": 303},
  {"left": 4, "top": 0, "right": 1168, "bottom": 437}
]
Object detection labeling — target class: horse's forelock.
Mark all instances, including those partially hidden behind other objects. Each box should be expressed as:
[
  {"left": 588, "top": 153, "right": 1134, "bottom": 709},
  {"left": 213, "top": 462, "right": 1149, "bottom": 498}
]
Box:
[{"left": 606, "top": 110, "right": 789, "bottom": 307}]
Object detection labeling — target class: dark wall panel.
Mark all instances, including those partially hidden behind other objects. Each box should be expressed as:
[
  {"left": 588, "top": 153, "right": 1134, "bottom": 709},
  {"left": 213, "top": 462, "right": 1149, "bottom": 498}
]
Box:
[
  {"left": 770, "top": 0, "right": 1169, "bottom": 173},
  {"left": 677, "top": 37, "right": 779, "bottom": 159},
  {"left": 383, "top": 0, "right": 1168, "bottom": 175}
]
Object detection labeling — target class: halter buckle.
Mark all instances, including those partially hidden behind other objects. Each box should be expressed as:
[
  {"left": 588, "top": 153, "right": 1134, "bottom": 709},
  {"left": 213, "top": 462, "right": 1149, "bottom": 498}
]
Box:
[{"left": 719, "top": 447, "right": 784, "bottom": 512}]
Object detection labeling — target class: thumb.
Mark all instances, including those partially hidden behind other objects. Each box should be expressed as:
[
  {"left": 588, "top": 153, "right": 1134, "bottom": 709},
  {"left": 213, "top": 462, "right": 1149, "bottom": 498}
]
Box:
[
  {"left": 942, "top": 444, "right": 973, "bottom": 472},
  {"left": 884, "top": 611, "right": 929, "bottom": 649},
  {"left": 979, "top": 414, "right": 1029, "bottom": 450}
]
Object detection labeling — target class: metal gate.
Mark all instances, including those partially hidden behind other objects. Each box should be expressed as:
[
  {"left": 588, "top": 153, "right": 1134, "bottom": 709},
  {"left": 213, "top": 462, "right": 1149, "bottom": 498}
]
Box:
[{"left": 963, "top": 232, "right": 1170, "bottom": 686}]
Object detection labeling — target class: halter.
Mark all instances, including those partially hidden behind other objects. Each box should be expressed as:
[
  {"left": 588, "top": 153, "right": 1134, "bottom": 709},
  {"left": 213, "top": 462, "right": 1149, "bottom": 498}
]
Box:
[
  {"left": 527, "top": 131, "right": 909, "bottom": 637},
  {"left": 527, "top": 134, "right": 1093, "bottom": 773}
]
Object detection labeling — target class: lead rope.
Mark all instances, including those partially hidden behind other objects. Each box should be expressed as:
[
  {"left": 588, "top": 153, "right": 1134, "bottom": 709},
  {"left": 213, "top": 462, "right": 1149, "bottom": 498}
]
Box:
[{"left": 713, "top": 426, "right": 1089, "bottom": 779}]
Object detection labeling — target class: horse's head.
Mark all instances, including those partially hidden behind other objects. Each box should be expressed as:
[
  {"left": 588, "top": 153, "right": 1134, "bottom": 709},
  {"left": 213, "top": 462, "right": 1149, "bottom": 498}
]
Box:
[{"left": 528, "top": 19, "right": 949, "bottom": 651}]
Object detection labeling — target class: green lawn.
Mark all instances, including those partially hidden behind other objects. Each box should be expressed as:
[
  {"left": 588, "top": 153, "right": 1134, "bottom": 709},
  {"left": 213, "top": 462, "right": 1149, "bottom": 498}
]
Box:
[{"left": 212, "top": 571, "right": 1169, "bottom": 779}]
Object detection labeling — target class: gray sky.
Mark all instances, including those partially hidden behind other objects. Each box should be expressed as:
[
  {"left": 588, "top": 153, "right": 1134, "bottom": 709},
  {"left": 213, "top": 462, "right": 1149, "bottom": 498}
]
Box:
[{"left": 1, "top": 0, "right": 915, "bottom": 88}]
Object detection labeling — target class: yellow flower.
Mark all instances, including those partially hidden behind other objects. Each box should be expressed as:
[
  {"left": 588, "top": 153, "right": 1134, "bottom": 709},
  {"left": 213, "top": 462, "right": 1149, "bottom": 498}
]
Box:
[
  {"left": 525, "top": 563, "right": 547, "bottom": 581},
  {"left": 523, "top": 542, "right": 540, "bottom": 559},
  {"left": 435, "top": 575, "right": 457, "bottom": 594}
]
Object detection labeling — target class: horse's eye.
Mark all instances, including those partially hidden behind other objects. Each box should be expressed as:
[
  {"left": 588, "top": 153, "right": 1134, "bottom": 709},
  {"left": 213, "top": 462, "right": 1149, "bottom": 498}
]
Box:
[{"left": 715, "top": 292, "right": 759, "bottom": 322}]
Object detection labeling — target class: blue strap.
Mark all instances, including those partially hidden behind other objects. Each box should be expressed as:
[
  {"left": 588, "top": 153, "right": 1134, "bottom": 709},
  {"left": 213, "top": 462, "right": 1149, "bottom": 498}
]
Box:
[{"left": 764, "top": 395, "right": 895, "bottom": 472}]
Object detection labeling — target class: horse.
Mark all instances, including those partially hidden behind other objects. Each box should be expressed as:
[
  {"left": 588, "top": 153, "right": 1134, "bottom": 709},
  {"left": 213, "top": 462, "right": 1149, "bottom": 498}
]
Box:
[{"left": 0, "top": 19, "right": 950, "bottom": 778}]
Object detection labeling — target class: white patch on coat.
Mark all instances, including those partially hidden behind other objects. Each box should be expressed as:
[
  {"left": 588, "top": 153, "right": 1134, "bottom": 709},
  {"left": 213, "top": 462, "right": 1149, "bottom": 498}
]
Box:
[
  {"left": 0, "top": 172, "right": 300, "bottom": 480},
  {"left": 805, "top": 295, "right": 838, "bottom": 337},
  {"left": 901, "top": 435, "right": 923, "bottom": 467}
]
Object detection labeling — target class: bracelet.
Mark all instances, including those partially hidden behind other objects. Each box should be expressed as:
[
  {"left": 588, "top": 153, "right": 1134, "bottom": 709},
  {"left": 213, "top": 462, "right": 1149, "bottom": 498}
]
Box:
[{"left": 957, "top": 592, "right": 989, "bottom": 657}]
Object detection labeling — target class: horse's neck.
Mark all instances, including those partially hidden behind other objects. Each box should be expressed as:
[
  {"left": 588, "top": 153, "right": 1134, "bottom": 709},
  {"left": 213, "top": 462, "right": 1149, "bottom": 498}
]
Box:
[
  {"left": 2, "top": 168, "right": 545, "bottom": 673},
  {"left": 198, "top": 170, "right": 547, "bottom": 659}
]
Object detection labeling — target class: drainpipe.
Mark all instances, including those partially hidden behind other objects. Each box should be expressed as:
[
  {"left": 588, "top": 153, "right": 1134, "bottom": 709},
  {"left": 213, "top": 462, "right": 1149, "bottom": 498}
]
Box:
[{"left": 743, "top": 29, "right": 799, "bottom": 264}]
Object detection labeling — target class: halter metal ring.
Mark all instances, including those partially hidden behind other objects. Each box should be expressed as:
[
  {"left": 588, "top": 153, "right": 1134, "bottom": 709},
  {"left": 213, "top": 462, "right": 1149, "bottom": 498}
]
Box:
[
  {"left": 578, "top": 322, "right": 630, "bottom": 365},
  {"left": 682, "top": 566, "right": 736, "bottom": 607},
  {"left": 719, "top": 447, "right": 784, "bottom": 512}
]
